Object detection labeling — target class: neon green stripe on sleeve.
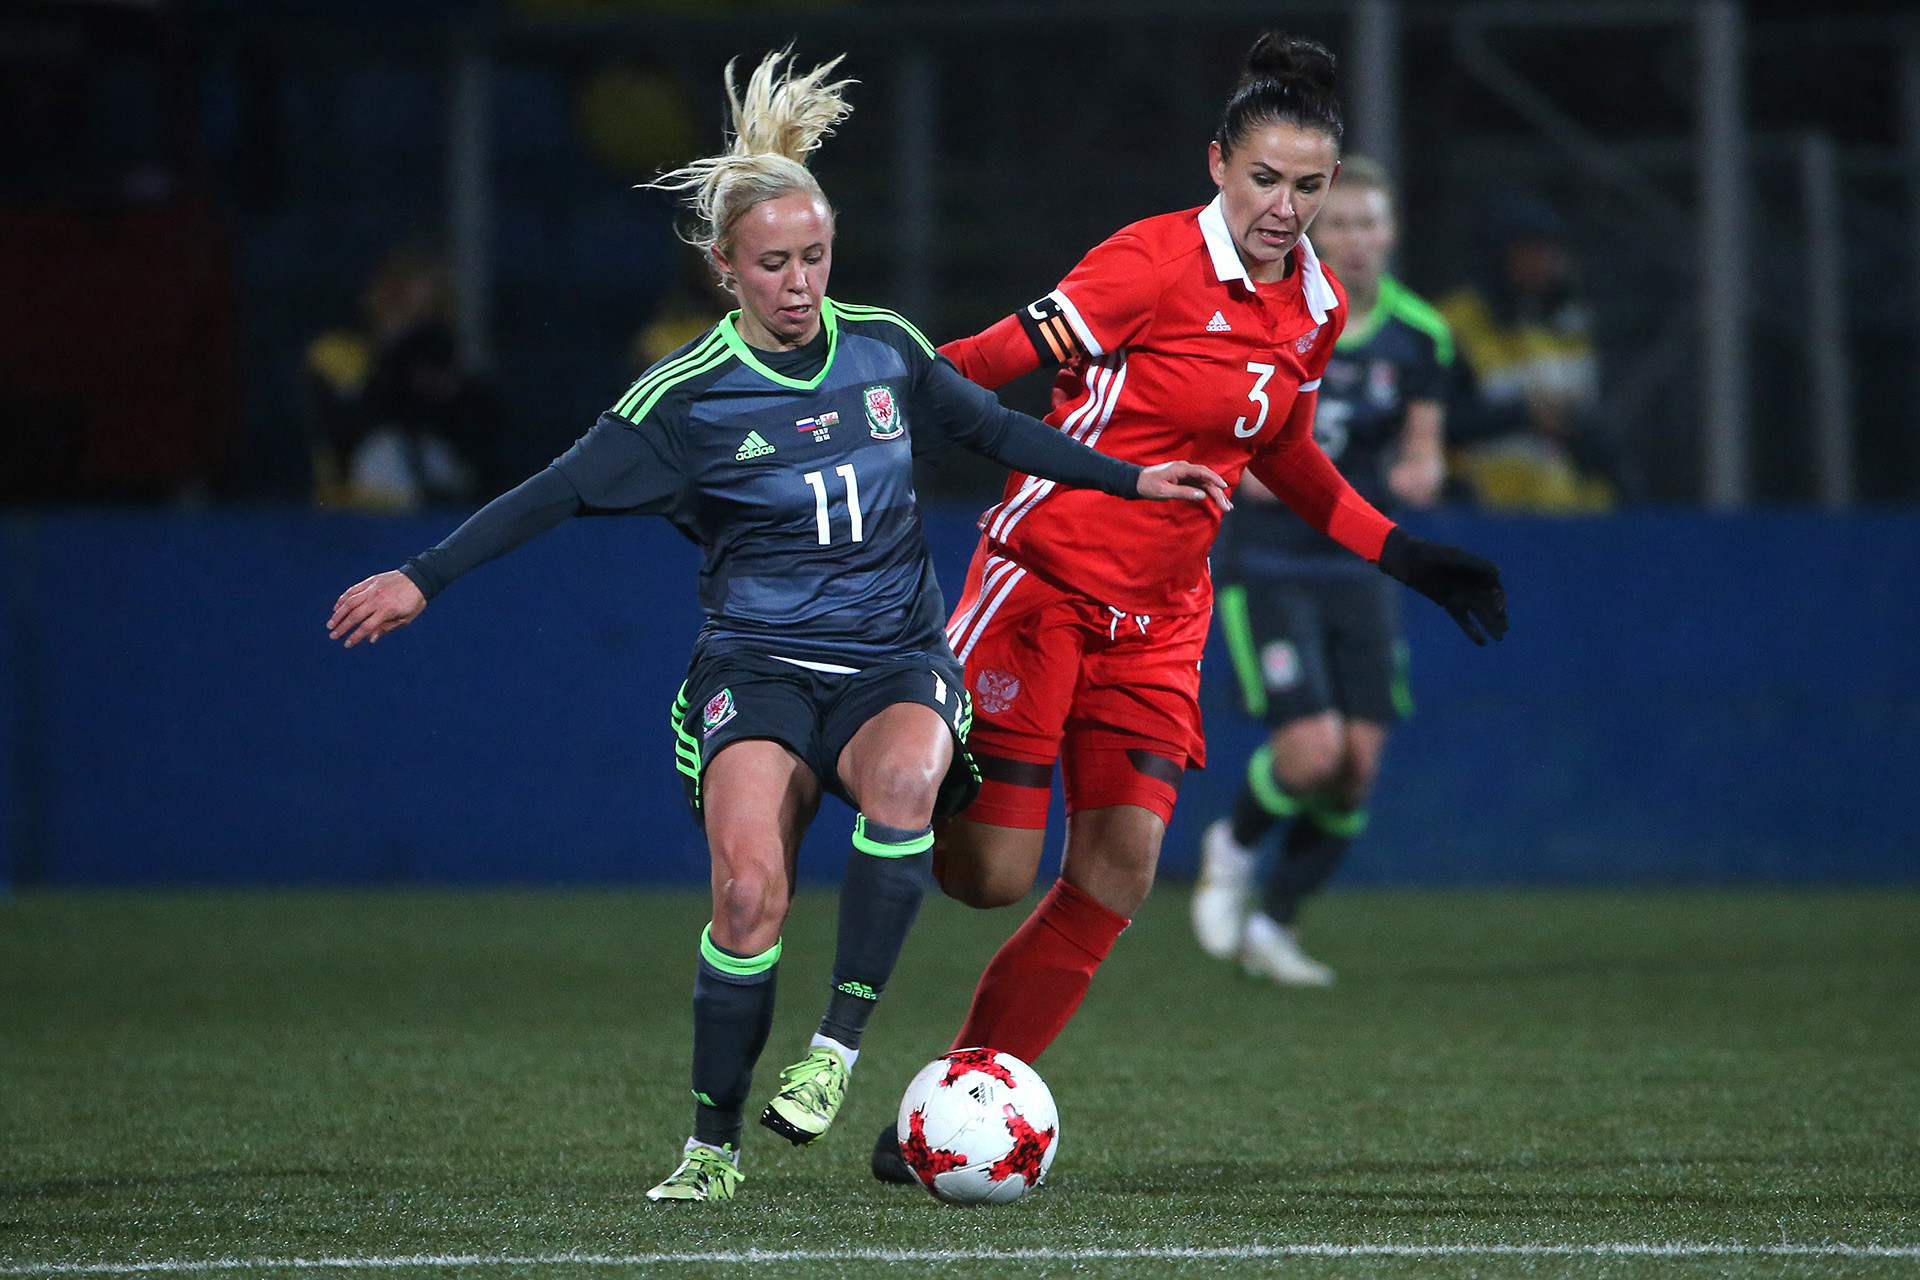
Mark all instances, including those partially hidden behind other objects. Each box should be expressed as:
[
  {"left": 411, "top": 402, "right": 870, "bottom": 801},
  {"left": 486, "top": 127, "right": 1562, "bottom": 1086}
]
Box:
[
  {"left": 834, "top": 301, "right": 938, "bottom": 359},
  {"left": 613, "top": 329, "right": 727, "bottom": 418}
]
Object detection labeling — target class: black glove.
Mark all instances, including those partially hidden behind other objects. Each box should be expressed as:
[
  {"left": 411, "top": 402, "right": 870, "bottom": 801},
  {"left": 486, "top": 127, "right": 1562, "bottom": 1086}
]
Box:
[{"left": 1378, "top": 527, "right": 1508, "bottom": 646}]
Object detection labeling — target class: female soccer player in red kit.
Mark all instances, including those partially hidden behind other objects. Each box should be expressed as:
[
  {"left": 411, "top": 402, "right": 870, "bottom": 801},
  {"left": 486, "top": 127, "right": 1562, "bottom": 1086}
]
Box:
[{"left": 874, "top": 31, "right": 1507, "bottom": 1182}]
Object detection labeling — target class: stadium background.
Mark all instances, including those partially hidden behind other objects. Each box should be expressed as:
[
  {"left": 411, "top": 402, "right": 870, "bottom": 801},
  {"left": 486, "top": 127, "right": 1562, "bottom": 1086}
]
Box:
[{"left": 1, "top": 0, "right": 1916, "bottom": 890}]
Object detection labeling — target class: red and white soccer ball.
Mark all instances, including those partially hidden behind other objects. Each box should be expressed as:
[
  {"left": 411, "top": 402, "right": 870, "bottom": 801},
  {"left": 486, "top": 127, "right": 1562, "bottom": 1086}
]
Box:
[{"left": 896, "top": 1048, "right": 1059, "bottom": 1205}]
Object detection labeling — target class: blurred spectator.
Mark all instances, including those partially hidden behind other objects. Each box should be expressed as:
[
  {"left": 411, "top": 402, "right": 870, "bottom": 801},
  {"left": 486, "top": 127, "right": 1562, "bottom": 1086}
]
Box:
[
  {"left": 576, "top": 62, "right": 697, "bottom": 180},
  {"left": 1439, "top": 190, "right": 1631, "bottom": 510},
  {"left": 631, "top": 251, "right": 730, "bottom": 372},
  {"left": 306, "top": 247, "right": 502, "bottom": 510}
]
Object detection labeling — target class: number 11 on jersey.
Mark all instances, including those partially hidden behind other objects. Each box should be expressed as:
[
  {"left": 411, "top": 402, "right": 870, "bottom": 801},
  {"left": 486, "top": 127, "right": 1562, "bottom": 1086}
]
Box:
[{"left": 804, "top": 463, "right": 864, "bottom": 545}]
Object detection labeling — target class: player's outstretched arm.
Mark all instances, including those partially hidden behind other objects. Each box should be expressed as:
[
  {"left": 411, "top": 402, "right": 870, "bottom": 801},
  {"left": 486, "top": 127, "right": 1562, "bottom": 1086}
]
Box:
[
  {"left": 914, "top": 357, "right": 1228, "bottom": 506},
  {"left": 324, "top": 464, "right": 588, "bottom": 650},
  {"left": 1252, "top": 424, "right": 1505, "bottom": 644},
  {"left": 1377, "top": 527, "right": 1508, "bottom": 646},
  {"left": 329, "top": 571, "right": 426, "bottom": 648}
]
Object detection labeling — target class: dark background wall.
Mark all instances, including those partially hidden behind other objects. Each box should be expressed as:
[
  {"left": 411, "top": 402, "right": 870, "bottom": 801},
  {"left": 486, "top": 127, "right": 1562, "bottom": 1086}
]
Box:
[{"left": 5, "top": 508, "right": 1914, "bottom": 887}]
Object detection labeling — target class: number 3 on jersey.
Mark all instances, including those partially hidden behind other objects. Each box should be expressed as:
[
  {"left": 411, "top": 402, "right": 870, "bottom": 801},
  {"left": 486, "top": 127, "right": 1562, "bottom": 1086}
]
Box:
[
  {"left": 804, "top": 463, "right": 864, "bottom": 545},
  {"left": 1234, "top": 362, "right": 1276, "bottom": 438}
]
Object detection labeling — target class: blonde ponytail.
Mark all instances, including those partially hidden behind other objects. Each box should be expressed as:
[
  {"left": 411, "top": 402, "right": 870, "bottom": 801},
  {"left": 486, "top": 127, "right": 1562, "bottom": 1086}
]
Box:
[{"left": 645, "top": 49, "right": 856, "bottom": 272}]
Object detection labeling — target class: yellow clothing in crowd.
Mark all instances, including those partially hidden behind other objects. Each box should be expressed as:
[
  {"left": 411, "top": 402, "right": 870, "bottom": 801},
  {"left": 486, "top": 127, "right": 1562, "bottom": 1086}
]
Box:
[{"left": 1439, "top": 287, "right": 1613, "bottom": 512}]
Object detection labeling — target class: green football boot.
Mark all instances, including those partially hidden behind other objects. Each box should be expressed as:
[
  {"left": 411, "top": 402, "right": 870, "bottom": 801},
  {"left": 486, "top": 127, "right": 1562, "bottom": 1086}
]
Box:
[
  {"left": 646, "top": 1143, "right": 744, "bottom": 1203},
  {"left": 759, "top": 1044, "right": 852, "bottom": 1145}
]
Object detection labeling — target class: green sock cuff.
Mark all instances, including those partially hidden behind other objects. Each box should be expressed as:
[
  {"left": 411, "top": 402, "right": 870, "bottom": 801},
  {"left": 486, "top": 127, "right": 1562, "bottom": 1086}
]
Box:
[
  {"left": 1245, "top": 746, "right": 1300, "bottom": 818},
  {"left": 1300, "top": 797, "right": 1369, "bottom": 838},
  {"left": 851, "top": 815, "right": 935, "bottom": 858},
  {"left": 699, "top": 923, "right": 781, "bottom": 976}
]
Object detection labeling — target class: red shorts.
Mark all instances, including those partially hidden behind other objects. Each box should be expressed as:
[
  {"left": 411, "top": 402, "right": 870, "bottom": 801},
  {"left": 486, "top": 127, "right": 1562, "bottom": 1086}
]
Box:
[{"left": 943, "top": 540, "right": 1209, "bottom": 828}]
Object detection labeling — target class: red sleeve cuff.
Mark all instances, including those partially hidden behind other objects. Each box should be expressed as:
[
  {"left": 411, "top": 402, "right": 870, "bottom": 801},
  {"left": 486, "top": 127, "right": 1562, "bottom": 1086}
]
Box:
[
  {"left": 938, "top": 314, "right": 1040, "bottom": 390},
  {"left": 1249, "top": 438, "right": 1396, "bottom": 563}
]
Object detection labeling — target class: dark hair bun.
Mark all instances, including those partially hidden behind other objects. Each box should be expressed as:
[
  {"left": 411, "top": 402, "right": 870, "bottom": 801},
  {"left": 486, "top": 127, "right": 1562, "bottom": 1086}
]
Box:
[
  {"left": 1216, "top": 31, "right": 1343, "bottom": 153},
  {"left": 1241, "top": 32, "right": 1337, "bottom": 92}
]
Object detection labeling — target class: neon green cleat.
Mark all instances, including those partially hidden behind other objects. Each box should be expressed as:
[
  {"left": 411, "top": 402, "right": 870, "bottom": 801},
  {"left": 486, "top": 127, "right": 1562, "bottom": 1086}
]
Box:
[
  {"left": 759, "top": 1044, "right": 852, "bottom": 1145},
  {"left": 646, "top": 1143, "right": 743, "bottom": 1202}
]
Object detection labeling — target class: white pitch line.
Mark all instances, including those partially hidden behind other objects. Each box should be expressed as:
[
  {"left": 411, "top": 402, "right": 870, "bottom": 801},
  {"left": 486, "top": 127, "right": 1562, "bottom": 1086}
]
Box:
[{"left": 3, "top": 1244, "right": 1919, "bottom": 1273}]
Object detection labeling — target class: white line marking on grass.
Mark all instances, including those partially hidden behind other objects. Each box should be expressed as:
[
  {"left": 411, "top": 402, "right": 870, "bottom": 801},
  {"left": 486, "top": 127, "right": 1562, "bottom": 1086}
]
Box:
[{"left": 5, "top": 1245, "right": 1920, "bottom": 1273}]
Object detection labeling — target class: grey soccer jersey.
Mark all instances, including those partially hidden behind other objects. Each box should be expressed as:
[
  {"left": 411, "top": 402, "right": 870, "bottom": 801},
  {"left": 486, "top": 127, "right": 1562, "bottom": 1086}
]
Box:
[{"left": 551, "top": 300, "right": 1137, "bottom": 668}]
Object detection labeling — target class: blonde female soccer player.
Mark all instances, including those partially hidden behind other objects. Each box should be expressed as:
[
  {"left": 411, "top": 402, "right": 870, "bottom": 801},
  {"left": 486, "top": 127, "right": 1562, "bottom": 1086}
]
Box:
[{"left": 326, "top": 50, "right": 1227, "bottom": 1203}]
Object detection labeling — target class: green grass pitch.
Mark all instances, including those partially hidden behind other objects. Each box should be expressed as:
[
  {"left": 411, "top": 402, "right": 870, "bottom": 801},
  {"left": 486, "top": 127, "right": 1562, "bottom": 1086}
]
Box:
[{"left": 2, "top": 886, "right": 1916, "bottom": 1279}]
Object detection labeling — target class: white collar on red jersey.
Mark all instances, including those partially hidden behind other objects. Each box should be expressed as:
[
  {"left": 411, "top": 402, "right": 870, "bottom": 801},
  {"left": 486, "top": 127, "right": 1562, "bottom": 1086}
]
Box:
[{"left": 1199, "top": 195, "right": 1340, "bottom": 326}]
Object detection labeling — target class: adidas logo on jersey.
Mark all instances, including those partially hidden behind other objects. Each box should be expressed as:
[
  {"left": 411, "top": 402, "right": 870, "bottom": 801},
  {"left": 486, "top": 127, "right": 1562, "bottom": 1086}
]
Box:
[
  {"left": 1206, "top": 311, "right": 1232, "bottom": 333},
  {"left": 735, "top": 430, "right": 776, "bottom": 460}
]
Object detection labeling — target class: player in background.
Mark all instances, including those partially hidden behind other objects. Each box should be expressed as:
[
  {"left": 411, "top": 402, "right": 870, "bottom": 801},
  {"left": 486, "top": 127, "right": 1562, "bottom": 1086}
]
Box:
[
  {"left": 324, "top": 50, "right": 1228, "bottom": 1204},
  {"left": 873, "top": 33, "right": 1507, "bottom": 1182},
  {"left": 1190, "top": 155, "right": 1451, "bottom": 985}
]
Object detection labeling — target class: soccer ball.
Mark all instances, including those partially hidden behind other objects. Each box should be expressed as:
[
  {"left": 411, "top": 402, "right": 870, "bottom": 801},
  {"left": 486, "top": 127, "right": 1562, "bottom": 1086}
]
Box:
[{"left": 896, "top": 1047, "right": 1059, "bottom": 1204}]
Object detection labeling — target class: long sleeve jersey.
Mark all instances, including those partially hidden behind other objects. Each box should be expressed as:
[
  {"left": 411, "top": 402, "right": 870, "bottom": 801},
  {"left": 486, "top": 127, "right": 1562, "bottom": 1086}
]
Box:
[
  {"left": 940, "top": 197, "right": 1396, "bottom": 616},
  {"left": 400, "top": 299, "right": 1142, "bottom": 668}
]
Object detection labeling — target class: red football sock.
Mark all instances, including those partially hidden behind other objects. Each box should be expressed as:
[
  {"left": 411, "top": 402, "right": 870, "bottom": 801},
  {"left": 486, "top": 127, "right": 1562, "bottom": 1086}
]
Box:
[{"left": 948, "top": 878, "right": 1130, "bottom": 1064}]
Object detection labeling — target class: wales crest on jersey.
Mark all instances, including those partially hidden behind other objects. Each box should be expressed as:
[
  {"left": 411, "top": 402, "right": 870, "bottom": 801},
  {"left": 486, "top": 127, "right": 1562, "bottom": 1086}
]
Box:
[{"left": 864, "top": 384, "right": 903, "bottom": 440}]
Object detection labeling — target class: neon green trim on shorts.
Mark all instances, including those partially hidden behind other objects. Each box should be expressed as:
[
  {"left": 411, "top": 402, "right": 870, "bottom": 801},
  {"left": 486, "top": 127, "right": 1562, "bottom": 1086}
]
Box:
[
  {"left": 671, "top": 682, "right": 702, "bottom": 781},
  {"left": 700, "top": 924, "right": 781, "bottom": 976},
  {"left": 1217, "top": 585, "right": 1269, "bottom": 720},
  {"left": 1391, "top": 639, "right": 1415, "bottom": 720}
]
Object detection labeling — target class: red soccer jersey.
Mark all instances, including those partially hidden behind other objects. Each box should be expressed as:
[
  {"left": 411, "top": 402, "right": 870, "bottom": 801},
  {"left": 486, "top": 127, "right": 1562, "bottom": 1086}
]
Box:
[{"left": 941, "top": 198, "right": 1395, "bottom": 616}]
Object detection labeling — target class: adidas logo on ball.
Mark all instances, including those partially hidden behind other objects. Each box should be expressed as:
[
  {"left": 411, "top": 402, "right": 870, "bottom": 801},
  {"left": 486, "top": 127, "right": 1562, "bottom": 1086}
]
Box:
[{"left": 896, "top": 1048, "right": 1059, "bottom": 1205}]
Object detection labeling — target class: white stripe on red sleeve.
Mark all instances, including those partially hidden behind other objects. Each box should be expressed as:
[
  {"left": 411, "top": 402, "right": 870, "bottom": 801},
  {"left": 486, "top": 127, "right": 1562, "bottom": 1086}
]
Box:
[{"left": 1047, "top": 289, "right": 1104, "bottom": 359}]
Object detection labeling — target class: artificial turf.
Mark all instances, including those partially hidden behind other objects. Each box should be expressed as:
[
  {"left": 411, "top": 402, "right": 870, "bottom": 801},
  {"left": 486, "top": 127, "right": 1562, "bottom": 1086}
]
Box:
[{"left": 2, "top": 886, "right": 1916, "bottom": 1279}]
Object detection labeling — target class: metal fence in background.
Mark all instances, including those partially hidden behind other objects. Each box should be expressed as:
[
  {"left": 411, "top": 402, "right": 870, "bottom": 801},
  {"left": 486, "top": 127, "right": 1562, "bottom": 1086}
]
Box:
[{"left": 185, "top": 0, "right": 1920, "bottom": 506}]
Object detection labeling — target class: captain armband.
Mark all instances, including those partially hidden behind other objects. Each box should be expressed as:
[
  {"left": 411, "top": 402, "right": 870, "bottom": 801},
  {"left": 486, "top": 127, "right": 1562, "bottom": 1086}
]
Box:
[{"left": 1017, "top": 292, "right": 1100, "bottom": 368}]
